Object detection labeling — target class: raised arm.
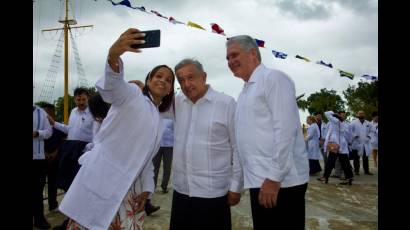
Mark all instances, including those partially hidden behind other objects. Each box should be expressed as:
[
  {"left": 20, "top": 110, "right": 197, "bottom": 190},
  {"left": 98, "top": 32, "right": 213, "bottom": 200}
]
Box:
[{"left": 96, "top": 28, "right": 147, "bottom": 106}]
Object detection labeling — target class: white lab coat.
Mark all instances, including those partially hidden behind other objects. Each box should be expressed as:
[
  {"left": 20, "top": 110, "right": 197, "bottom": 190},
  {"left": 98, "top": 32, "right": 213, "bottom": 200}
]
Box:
[
  {"left": 59, "top": 60, "right": 163, "bottom": 230},
  {"left": 324, "top": 111, "right": 350, "bottom": 155},
  {"left": 370, "top": 121, "right": 378, "bottom": 150},
  {"left": 350, "top": 118, "right": 372, "bottom": 156},
  {"left": 306, "top": 123, "right": 322, "bottom": 160}
]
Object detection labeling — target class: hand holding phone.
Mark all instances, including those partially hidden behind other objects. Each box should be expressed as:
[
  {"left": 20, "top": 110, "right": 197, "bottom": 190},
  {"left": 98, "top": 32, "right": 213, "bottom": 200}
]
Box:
[{"left": 131, "top": 30, "right": 161, "bottom": 49}]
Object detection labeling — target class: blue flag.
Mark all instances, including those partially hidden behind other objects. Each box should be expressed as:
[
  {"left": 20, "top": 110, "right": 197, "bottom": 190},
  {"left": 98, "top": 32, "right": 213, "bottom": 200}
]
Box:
[
  {"left": 272, "top": 50, "right": 287, "bottom": 59},
  {"left": 362, "top": 75, "right": 378, "bottom": 81},
  {"left": 108, "top": 0, "right": 138, "bottom": 9},
  {"left": 316, "top": 60, "right": 333, "bottom": 68}
]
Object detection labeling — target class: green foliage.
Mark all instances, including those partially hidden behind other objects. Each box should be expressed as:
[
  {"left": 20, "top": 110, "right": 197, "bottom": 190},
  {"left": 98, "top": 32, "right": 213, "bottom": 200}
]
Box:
[
  {"left": 343, "top": 81, "right": 378, "bottom": 120},
  {"left": 297, "top": 88, "right": 346, "bottom": 121}
]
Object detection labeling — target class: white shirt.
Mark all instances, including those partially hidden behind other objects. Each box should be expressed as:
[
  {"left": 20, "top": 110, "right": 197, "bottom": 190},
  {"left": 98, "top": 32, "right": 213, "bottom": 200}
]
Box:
[
  {"left": 168, "top": 86, "right": 243, "bottom": 198},
  {"left": 235, "top": 64, "right": 309, "bottom": 189},
  {"left": 160, "top": 118, "right": 174, "bottom": 147},
  {"left": 350, "top": 118, "right": 372, "bottom": 156},
  {"left": 306, "top": 123, "right": 322, "bottom": 160},
  {"left": 54, "top": 107, "right": 95, "bottom": 143},
  {"left": 59, "top": 59, "right": 161, "bottom": 230},
  {"left": 33, "top": 106, "right": 52, "bottom": 160}
]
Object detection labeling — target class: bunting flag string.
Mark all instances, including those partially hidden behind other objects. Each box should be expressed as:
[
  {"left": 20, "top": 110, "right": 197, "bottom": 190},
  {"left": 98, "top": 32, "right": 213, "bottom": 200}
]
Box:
[{"left": 97, "top": 0, "right": 377, "bottom": 81}]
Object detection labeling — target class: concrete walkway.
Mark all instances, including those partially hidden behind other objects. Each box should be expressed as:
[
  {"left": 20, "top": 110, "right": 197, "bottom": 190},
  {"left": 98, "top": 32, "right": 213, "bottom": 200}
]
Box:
[{"left": 39, "top": 159, "right": 378, "bottom": 229}]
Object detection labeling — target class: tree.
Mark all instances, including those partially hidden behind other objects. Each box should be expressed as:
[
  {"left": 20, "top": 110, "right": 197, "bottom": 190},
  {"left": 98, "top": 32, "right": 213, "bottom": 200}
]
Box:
[
  {"left": 343, "top": 80, "right": 378, "bottom": 120},
  {"left": 54, "top": 95, "right": 75, "bottom": 122},
  {"left": 297, "top": 88, "right": 346, "bottom": 121}
]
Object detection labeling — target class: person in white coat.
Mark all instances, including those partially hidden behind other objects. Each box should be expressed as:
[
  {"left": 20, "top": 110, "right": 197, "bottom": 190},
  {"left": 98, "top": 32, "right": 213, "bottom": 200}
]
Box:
[
  {"left": 33, "top": 105, "right": 53, "bottom": 229},
  {"left": 317, "top": 111, "right": 354, "bottom": 185},
  {"left": 370, "top": 111, "right": 378, "bottom": 168},
  {"left": 315, "top": 112, "right": 328, "bottom": 165},
  {"left": 350, "top": 111, "right": 374, "bottom": 175},
  {"left": 305, "top": 116, "right": 322, "bottom": 175},
  {"left": 226, "top": 35, "right": 309, "bottom": 229},
  {"left": 333, "top": 111, "right": 351, "bottom": 179},
  {"left": 59, "top": 28, "right": 175, "bottom": 230}
]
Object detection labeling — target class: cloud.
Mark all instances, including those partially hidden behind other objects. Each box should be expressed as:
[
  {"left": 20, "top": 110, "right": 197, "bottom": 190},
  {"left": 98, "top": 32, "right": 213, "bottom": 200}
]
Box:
[{"left": 33, "top": 0, "right": 378, "bottom": 123}]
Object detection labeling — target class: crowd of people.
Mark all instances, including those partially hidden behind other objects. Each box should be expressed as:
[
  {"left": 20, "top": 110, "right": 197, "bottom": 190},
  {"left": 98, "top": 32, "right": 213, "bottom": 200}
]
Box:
[
  {"left": 304, "top": 110, "right": 378, "bottom": 185},
  {"left": 33, "top": 28, "right": 377, "bottom": 230}
]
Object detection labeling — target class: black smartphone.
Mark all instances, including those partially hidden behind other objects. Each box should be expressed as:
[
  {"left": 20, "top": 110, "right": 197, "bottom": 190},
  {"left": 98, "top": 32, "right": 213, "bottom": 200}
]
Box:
[{"left": 131, "top": 30, "right": 161, "bottom": 49}]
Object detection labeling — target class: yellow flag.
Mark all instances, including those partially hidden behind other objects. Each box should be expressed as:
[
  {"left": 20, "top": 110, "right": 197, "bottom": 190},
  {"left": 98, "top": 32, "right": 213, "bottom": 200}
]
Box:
[{"left": 187, "top": 21, "right": 206, "bottom": 30}]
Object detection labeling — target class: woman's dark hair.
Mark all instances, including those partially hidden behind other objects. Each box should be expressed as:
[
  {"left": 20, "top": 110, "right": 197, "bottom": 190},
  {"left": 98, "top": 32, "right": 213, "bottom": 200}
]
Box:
[
  {"left": 88, "top": 93, "right": 110, "bottom": 120},
  {"left": 142, "top": 65, "right": 175, "bottom": 112}
]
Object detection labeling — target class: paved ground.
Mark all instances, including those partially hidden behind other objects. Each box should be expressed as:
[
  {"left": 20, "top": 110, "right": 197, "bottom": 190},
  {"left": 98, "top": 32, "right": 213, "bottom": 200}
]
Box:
[{"left": 38, "top": 159, "right": 378, "bottom": 229}]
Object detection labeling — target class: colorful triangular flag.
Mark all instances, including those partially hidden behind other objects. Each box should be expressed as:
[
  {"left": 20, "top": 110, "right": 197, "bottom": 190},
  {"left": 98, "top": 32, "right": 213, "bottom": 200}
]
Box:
[
  {"left": 169, "top": 16, "right": 185, "bottom": 25},
  {"left": 316, "top": 60, "right": 333, "bottom": 68},
  {"left": 151, "top": 10, "right": 168, "bottom": 19},
  {"left": 187, "top": 21, "right": 206, "bottom": 30},
  {"left": 361, "top": 75, "right": 378, "bottom": 81},
  {"left": 136, "top": 6, "right": 146, "bottom": 12},
  {"left": 210, "top": 23, "right": 226, "bottom": 36},
  {"left": 108, "top": 0, "right": 139, "bottom": 9},
  {"left": 339, "top": 70, "right": 354, "bottom": 80},
  {"left": 295, "top": 55, "right": 310, "bottom": 62},
  {"left": 272, "top": 49, "right": 287, "bottom": 59},
  {"left": 254, "top": 39, "right": 265, "bottom": 48}
]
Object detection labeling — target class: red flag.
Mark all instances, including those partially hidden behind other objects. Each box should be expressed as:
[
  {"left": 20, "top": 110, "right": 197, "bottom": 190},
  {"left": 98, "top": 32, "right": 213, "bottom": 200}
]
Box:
[
  {"left": 210, "top": 23, "right": 226, "bottom": 36},
  {"left": 150, "top": 10, "right": 168, "bottom": 19},
  {"left": 169, "top": 16, "right": 185, "bottom": 25}
]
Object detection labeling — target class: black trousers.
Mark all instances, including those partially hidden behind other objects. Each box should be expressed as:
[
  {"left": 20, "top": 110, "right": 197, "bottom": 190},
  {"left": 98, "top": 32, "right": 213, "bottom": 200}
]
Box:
[
  {"left": 249, "top": 183, "right": 308, "bottom": 230},
  {"left": 46, "top": 151, "right": 59, "bottom": 209},
  {"left": 309, "top": 159, "right": 322, "bottom": 174},
  {"left": 153, "top": 147, "right": 173, "bottom": 191},
  {"left": 57, "top": 140, "right": 88, "bottom": 192},
  {"left": 324, "top": 152, "right": 354, "bottom": 179},
  {"left": 352, "top": 149, "right": 370, "bottom": 173},
  {"left": 169, "top": 190, "right": 231, "bottom": 230},
  {"left": 33, "top": 160, "right": 47, "bottom": 222}
]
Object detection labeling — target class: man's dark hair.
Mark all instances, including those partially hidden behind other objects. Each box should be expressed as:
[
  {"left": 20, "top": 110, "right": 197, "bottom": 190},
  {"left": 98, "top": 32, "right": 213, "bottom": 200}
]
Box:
[
  {"left": 371, "top": 111, "right": 378, "bottom": 117},
  {"left": 88, "top": 93, "right": 110, "bottom": 120},
  {"left": 74, "top": 87, "right": 90, "bottom": 97},
  {"left": 38, "top": 102, "right": 54, "bottom": 110}
]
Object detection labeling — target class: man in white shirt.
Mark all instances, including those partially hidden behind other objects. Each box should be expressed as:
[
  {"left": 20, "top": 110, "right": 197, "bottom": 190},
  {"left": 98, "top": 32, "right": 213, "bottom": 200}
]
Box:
[
  {"left": 48, "top": 87, "right": 95, "bottom": 230},
  {"left": 169, "top": 58, "right": 243, "bottom": 230},
  {"left": 226, "top": 35, "right": 310, "bottom": 229},
  {"left": 350, "top": 111, "right": 374, "bottom": 175},
  {"left": 33, "top": 105, "right": 52, "bottom": 229}
]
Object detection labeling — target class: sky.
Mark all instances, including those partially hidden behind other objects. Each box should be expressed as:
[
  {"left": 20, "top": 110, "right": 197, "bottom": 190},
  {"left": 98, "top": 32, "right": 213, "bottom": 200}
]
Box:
[{"left": 33, "top": 0, "right": 378, "bottom": 122}]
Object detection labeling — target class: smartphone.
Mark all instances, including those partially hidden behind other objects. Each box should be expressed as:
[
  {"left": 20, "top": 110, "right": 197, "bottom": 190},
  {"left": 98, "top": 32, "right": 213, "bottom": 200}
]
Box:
[{"left": 131, "top": 30, "right": 161, "bottom": 49}]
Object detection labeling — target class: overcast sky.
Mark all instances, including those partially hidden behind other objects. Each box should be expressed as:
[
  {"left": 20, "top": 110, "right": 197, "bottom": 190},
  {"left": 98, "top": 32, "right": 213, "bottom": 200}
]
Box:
[{"left": 33, "top": 0, "right": 378, "bottom": 121}]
